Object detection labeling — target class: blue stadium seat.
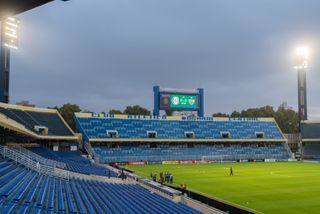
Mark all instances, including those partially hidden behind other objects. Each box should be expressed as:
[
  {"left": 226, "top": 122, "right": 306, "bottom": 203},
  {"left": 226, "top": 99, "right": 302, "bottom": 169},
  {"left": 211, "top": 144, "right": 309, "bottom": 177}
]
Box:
[
  {"left": 75, "top": 115, "right": 290, "bottom": 163},
  {"left": 28, "top": 147, "right": 117, "bottom": 177},
  {"left": 0, "top": 158, "right": 200, "bottom": 213},
  {"left": 76, "top": 116, "right": 284, "bottom": 141},
  {"left": 93, "top": 143, "right": 290, "bottom": 163},
  {"left": 0, "top": 106, "right": 73, "bottom": 136},
  {"left": 303, "top": 144, "right": 320, "bottom": 158}
]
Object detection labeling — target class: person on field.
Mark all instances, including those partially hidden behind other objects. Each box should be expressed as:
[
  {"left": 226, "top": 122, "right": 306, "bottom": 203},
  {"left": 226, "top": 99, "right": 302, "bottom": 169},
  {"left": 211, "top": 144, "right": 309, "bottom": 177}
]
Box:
[
  {"left": 230, "top": 167, "right": 233, "bottom": 176},
  {"left": 170, "top": 174, "right": 173, "bottom": 184},
  {"left": 165, "top": 172, "right": 169, "bottom": 183},
  {"left": 160, "top": 172, "right": 164, "bottom": 184},
  {"left": 183, "top": 183, "right": 187, "bottom": 190},
  {"left": 183, "top": 183, "right": 188, "bottom": 197}
]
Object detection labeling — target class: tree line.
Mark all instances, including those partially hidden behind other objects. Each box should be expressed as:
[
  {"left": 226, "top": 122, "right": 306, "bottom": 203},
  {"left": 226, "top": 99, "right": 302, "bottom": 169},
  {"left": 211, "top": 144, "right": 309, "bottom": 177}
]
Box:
[
  {"left": 51, "top": 104, "right": 150, "bottom": 131},
  {"left": 52, "top": 103, "right": 298, "bottom": 134}
]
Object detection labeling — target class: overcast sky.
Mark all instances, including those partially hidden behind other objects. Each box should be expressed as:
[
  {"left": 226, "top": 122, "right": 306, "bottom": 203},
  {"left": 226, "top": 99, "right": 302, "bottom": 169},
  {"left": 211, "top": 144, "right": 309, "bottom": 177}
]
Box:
[{"left": 10, "top": 0, "right": 320, "bottom": 118}]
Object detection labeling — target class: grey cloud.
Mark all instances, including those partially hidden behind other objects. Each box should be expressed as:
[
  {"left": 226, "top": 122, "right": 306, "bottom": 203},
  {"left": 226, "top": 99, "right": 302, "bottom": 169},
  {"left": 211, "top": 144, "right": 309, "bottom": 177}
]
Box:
[{"left": 9, "top": 0, "right": 320, "bottom": 117}]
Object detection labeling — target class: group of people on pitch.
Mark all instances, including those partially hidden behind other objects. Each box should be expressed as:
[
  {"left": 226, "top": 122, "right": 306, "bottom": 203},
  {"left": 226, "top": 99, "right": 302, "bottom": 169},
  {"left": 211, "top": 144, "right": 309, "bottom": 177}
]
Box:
[
  {"left": 150, "top": 167, "right": 233, "bottom": 185},
  {"left": 150, "top": 171, "right": 173, "bottom": 184}
]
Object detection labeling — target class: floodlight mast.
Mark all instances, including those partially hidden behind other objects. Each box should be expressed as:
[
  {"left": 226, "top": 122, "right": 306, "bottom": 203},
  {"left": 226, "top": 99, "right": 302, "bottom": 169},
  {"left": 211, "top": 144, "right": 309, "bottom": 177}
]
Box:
[
  {"left": 294, "top": 46, "right": 309, "bottom": 156},
  {"left": 0, "top": 16, "right": 19, "bottom": 103},
  {"left": 294, "top": 46, "right": 309, "bottom": 132}
]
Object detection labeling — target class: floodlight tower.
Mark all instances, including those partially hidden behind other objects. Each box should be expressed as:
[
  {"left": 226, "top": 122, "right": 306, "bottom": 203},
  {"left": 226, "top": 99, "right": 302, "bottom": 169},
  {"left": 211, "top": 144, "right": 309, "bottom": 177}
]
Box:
[
  {"left": 0, "top": 17, "right": 19, "bottom": 103},
  {"left": 294, "top": 46, "right": 309, "bottom": 131}
]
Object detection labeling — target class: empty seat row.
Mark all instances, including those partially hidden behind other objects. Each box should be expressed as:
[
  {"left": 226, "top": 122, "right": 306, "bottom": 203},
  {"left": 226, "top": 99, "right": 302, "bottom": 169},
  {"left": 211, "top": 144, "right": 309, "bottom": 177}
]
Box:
[
  {"left": 303, "top": 144, "right": 320, "bottom": 158},
  {"left": 0, "top": 158, "right": 200, "bottom": 213},
  {"left": 94, "top": 143, "right": 291, "bottom": 163},
  {"left": 75, "top": 117, "right": 284, "bottom": 140},
  {"left": 27, "top": 147, "right": 117, "bottom": 177}
]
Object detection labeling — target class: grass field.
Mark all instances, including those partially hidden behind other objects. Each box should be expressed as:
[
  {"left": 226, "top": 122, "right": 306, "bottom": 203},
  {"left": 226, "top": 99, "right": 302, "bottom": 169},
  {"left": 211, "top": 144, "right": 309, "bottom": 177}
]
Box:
[{"left": 125, "top": 162, "right": 320, "bottom": 214}]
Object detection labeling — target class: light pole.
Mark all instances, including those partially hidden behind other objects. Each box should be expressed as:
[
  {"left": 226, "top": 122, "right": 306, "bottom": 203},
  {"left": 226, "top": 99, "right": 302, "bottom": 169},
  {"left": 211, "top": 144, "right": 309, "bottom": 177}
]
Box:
[
  {"left": 294, "top": 46, "right": 309, "bottom": 130},
  {"left": 0, "top": 16, "right": 19, "bottom": 103},
  {"left": 294, "top": 46, "right": 309, "bottom": 156}
]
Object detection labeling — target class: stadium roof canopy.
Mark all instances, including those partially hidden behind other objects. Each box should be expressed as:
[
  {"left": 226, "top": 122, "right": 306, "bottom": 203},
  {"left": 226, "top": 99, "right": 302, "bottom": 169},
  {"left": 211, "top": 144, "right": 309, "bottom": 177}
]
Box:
[
  {"left": 0, "top": 0, "right": 67, "bottom": 19},
  {"left": 0, "top": 102, "right": 78, "bottom": 141}
]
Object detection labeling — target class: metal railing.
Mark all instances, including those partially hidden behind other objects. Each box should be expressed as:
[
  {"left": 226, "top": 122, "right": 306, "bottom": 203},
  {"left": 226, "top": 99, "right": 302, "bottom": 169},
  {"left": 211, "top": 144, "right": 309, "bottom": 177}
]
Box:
[
  {"left": 0, "top": 145, "right": 128, "bottom": 183},
  {"left": 9, "top": 145, "right": 66, "bottom": 169},
  {"left": 283, "top": 142, "right": 294, "bottom": 158},
  {"left": 0, "top": 145, "right": 68, "bottom": 179},
  {"left": 84, "top": 142, "right": 102, "bottom": 163}
]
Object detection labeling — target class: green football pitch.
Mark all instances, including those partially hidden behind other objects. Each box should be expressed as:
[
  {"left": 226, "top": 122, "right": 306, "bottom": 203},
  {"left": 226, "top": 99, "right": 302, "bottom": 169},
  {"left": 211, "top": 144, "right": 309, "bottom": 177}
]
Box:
[{"left": 125, "top": 162, "right": 320, "bottom": 214}]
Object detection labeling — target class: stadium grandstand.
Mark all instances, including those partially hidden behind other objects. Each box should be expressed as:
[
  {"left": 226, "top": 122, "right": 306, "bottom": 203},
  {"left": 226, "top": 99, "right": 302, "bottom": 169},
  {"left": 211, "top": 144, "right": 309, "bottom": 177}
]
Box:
[
  {"left": 75, "top": 113, "right": 292, "bottom": 164},
  {"left": 0, "top": 0, "right": 309, "bottom": 212},
  {"left": 0, "top": 156, "right": 200, "bottom": 213},
  {"left": 0, "top": 102, "right": 77, "bottom": 145},
  {"left": 0, "top": 102, "right": 117, "bottom": 176},
  {"left": 0, "top": 102, "right": 212, "bottom": 213},
  {"left": 301, "top": 120, "right": 320, "bottom": 160}
]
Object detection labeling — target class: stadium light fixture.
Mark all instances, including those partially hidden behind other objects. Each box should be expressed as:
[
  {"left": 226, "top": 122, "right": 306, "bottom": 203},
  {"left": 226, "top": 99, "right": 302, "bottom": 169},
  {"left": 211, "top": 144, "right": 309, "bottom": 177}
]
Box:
[
  {"left": 3, "top": 16, "right": 20, "bottom": 49},
  {"left": 294, "top": 46, "right": 309, "bottom": 69},
  {"left": 294, "top": 45, "right": 309, "bottom": 154}
]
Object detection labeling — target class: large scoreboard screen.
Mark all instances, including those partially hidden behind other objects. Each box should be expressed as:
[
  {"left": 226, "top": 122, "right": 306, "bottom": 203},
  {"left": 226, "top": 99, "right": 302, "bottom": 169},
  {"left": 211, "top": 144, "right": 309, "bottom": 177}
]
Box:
[
  {"left": 154, "top": 86, "right": 204, "bottom": 116},
  {"left": 160, "top": 93, "right": 199, "bottom": 110}
]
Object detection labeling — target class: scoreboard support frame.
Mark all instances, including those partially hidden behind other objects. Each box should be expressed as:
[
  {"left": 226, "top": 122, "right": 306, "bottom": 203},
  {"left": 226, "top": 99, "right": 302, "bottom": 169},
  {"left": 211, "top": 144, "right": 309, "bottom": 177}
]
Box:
[{"left": 153, "top": 86, "right": 204, "bottom": 117}]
